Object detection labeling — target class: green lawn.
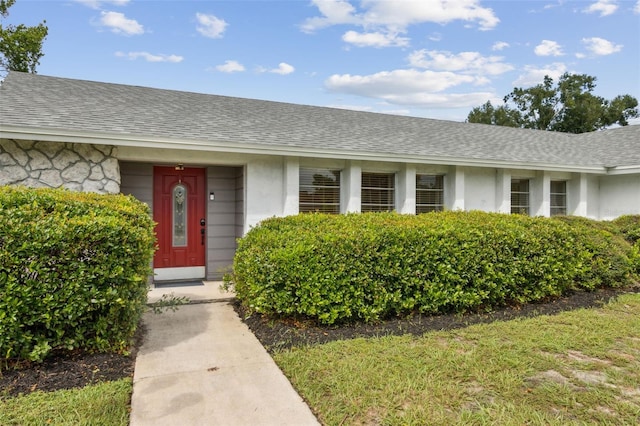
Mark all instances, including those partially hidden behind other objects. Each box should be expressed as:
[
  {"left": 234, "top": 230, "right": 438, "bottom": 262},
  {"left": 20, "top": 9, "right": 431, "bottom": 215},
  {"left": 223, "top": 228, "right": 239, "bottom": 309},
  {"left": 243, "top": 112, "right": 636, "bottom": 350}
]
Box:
[
  {"left": 275, "top": 293, "right": 640, "bottom": 425},
  {"left": 2, "top": 294, "right": 639, "bottom": 425},
  {"left": 0, "top": 378, "right": 132, "bottom": 426}
]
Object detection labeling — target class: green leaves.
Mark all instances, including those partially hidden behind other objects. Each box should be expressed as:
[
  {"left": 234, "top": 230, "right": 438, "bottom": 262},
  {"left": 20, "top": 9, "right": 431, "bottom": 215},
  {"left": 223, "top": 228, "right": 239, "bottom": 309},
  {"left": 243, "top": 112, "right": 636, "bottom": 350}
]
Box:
[
  {"left": 0, "top": 186, "right": 155, "bottom": 362},
  {"left": 467, "top": 72, "right": 639, "bottom": 133},
  {"left": 227, "top": 212, "right": 639, "bottom": 326},
  {"left": 0, "top": 0, "right": 48, "bottom": 74}
]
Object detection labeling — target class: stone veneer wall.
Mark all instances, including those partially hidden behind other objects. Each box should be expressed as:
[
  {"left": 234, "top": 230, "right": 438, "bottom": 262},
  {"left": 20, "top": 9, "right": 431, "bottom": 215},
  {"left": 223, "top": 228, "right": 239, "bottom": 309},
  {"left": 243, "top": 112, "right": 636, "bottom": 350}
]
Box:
[{"left": 0, "top": 139, "right": 120, "bottom": 193}]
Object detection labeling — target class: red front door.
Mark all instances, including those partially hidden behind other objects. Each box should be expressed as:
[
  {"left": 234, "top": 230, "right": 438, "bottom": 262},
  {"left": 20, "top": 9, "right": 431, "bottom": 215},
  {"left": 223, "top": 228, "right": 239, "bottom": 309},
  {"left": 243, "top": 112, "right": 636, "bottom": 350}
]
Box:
[{"left": 153, "top": 166, "right": 206, "bottom": 269}]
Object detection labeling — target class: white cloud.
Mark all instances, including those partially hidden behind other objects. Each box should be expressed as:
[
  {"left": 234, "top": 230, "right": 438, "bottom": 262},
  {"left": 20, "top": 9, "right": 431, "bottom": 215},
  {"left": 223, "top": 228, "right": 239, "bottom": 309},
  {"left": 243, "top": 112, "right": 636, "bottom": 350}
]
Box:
[
  {"left": 635, "top": 0, "right": 640, "bottom": 13},
  {"left": 324, "top": 69, "right": 494, "bottom": 108},
  {"left": 492, "top": 41, "right": 509, "bottom": 51},
  {"left": 258, "top": 63, "right": 295, "bottom": 75},
  {"left": 115, "top": 51, "right": 183, "bottom": 63},
  {"left": 583, "top": 0, "right": 618, "bottom": 16},
  {"left": 342, "top": 30, "right": 410, "bottom": 48},
  {"left": 408, "top": 50, "right": 514, "bottom": 75},
  {"left": 301, "top": 0, "right": 500, "bottom": 45},
  {"left": 300, "top": 0, "right": 359, "bottom": 32},
  {"left": 196, "top": 13, "right": 227, "bottom": 38},
  {"left": 581, "top": 37, "right": 623, "bottom": 55},
  {"left": 534, "top": 40, "right": 564, "bottom": 56},
  {"left": 216, "top": 60, "right": 245, "bottom": 73},
  {"left": 512, "top": 63, "right": 567, "bottom": 87},
  {"left": 327, "top": 104, "right": 412, "bottom": 116},
  {"left": 327, "top": 69, "right": 475, "bottom": 95},
  {"left": 327, "top": 104, "right": 374, "bottom": 112},
  {"left": 98, "top": 11, "right": 144, "bottom": 35},
  {"left": 360, "top": 0, "right": 499, "bottom": 30},
  {"left": 74, "top": 0, "right": 129, "bottom": 9},
  {"left": 271, "top": 62, "right": 295, "bottom": 75}
]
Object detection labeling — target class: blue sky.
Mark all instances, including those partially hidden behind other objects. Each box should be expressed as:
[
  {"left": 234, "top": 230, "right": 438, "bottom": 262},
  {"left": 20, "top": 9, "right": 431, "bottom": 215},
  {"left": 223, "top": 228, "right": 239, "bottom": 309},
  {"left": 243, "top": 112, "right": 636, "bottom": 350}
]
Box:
[{"left": 6, "top": 0, "right": 640, "bottom": 122}]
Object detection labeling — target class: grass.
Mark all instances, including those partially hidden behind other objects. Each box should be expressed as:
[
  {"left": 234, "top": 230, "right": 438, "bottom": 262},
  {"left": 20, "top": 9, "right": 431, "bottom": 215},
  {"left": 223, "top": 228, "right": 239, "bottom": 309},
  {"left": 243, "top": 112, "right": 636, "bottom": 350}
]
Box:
[
  {"left": 274, "top": 293, "right": 640, "bottom": 425},
  {"left": 0, "top": 378, "right": 132, "bottom": 426}
]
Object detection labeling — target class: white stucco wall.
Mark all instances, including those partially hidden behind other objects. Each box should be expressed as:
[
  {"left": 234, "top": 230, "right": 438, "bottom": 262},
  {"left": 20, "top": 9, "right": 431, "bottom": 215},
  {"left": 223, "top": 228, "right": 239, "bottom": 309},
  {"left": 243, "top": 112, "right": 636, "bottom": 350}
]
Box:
[
  {"left": 598, "top": 174, "right": 640, "bottom": 220},
  {"left": 239, "top": 157, "right": 637, "bottom": 227},
  {"left": 586, "top": 174, "right": 601, "bottom": 219},
  {"left": 464, "top": 167, "right": 496, "bottom": 212},
  {"left": 245, "top": 156, "right": 285, "bottom": 231}
]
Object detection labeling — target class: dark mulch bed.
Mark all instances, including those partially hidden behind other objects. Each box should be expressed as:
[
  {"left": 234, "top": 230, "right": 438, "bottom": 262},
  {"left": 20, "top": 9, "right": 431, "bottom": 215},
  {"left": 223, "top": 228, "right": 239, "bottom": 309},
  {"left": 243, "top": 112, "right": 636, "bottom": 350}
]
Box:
[
  {"left": 0, "top": 325, "right": 145, "bottom": 399},
  {"left": 238, "top": 285, "right": 640, "bottom": 353},
  {"left": 2, "top": 285, "right": 638, "bottom": 398}
]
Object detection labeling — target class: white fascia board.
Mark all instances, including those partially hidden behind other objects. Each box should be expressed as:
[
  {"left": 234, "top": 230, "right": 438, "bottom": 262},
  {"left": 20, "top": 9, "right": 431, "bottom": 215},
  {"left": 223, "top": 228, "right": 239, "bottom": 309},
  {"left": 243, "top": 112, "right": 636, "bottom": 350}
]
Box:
[
  {"left": 1, "top": 125, "right": 608, "bottom": 175},
  {"left": 604, "top": 165, "right": 640, "bottom": 175}
]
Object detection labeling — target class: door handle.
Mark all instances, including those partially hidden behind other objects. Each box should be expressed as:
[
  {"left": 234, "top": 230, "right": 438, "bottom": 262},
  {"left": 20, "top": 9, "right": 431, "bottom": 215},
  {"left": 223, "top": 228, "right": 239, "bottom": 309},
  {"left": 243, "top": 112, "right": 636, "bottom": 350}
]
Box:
[
  {"left": 201, "top": 227, "right": 205, "bottom": 245},
  {"left": 200, "top": 218, "right": 206, "bottom": 226}
]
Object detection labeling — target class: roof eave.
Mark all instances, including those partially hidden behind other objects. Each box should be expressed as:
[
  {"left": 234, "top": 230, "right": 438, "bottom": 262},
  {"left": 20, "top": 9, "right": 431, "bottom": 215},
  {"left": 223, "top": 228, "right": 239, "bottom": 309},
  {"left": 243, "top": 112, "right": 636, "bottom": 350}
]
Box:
[
  {"left": 0, "top": 125, "right": 609, "bottom": 175},
  {"left": 605, "top": 165, "right": 640, "bottom": 175}
]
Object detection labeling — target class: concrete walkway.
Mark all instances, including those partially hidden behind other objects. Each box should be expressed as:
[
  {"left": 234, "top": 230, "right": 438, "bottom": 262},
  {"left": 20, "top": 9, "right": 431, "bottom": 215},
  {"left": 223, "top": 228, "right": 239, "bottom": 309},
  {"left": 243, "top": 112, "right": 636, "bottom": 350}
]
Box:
[{"left": 130, "top": 282, "right": 320, "bottom": 426}]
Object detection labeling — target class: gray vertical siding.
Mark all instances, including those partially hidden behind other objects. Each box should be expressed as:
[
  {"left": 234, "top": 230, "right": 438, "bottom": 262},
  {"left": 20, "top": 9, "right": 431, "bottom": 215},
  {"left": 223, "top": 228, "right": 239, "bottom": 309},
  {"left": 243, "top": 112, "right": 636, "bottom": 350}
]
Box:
[
  {"left": 235, "top": 166, "right": 245, "bottom": 239},
  {"left": 119, "top": 162, "right": 153, "bottom": 209},
  {"left": 207, "top": 166, "right": 244, "bottom": 280}
]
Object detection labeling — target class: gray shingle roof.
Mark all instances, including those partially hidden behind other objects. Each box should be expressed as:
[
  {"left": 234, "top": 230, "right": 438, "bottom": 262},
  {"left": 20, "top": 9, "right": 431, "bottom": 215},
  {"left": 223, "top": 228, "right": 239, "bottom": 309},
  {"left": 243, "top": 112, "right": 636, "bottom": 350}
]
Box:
[{"left": 1, "top": 72, "right": 638, "bottom": 170}]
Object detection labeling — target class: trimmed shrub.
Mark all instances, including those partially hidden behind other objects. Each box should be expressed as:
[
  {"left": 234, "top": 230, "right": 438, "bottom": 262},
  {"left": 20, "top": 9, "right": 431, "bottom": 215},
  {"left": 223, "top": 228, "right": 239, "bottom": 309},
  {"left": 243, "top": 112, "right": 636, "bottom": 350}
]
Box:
[
  {"left": 227, "top": 211, "right": 639, "bottom": 325},
  {"left": 0, "top": 186, "right": 156, "bottom": 361},
  {"left": 613, "top": 215, "right": 640, "bottom": 244}
]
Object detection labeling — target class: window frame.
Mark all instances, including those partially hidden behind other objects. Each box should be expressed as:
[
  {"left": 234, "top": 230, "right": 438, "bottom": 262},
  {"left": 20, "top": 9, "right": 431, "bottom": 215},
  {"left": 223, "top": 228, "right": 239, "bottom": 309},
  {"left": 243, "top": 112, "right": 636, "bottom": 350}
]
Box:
[
  {"left": 416, "top": 174, "right": 444, "bottom": 214},
  {"left": 299, "top": 168, "right": 341, "bottom": 214},
  {"left": 361, "top": 171, "right": 396, "bottom": 213},
  {"left": 511, "top": 178, "right": 530, "bottom": 215},
  {"left": 550, "top": 180, "right": 567, "bottom": 216}
]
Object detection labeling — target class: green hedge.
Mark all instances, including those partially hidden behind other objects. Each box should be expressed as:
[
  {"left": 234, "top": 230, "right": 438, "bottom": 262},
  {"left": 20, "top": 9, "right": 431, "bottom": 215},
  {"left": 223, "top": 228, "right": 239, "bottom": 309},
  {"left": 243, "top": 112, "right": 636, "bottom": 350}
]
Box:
[
  {"left": 613, "top": 215, "right": 640, "bottom": 245},
  {"left": 227, "top": 212, "right": 639, "bottom": 325},
  {"left": 0, "top": 186, "right": 156, "bottom": 361}
]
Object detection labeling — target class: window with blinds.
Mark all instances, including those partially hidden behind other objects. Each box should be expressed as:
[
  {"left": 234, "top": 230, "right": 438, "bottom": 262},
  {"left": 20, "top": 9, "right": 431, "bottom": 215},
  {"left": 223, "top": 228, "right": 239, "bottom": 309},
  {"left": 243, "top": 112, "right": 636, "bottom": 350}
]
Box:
[
  {"left": 362, "top": 172, "right": 395, "bottom": 212},
  {"left": 299, "top": 168, "right": 341, "bottom": 213},
  {"left": 511, "top": 179, "right": 530, "bottom": 215},
  {"left": 416, "top": 174, "right": 444, "bottom": 214},
  {"left": 550, "top": 180, "right": 567, "bottom": 216}
]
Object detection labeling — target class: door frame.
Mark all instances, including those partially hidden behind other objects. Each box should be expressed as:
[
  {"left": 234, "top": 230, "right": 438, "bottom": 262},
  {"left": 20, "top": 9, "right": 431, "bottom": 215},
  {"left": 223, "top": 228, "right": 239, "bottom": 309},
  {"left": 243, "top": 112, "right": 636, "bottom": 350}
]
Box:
[{"left": 152, "top": 165, "right": 207, "bottom": 282}]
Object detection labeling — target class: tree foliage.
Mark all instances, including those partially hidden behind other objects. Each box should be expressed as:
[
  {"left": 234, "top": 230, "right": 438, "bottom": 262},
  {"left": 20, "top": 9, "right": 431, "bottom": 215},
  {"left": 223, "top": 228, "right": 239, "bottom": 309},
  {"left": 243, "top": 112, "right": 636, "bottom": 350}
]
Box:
[
  {"left": 0, "top": 0, "right": 48, "bottom": 75},
  {"left": 467, "top": 73, "right": 639, "bottom": 133}
]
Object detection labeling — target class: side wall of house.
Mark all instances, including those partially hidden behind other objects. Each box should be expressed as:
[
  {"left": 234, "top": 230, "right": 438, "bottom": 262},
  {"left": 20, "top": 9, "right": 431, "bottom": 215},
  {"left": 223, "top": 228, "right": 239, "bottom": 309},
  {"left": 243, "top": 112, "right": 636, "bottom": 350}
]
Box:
[
  {"left": 206, "top": 166, "right": 242, "bottom": 279},
  {"left": 271, "top": 161, "right": 617, "bottom": 219},
  {"left": 598, "top": 174, "right": 640, "bottom": 220},
  {"left": 0, "top": 139, "right": 120, "bottom": 193},
  {"left": 464, "top": 168, "right": 496, "bottom": 212},
  {"left": 245, "top": 156, "right": 285, "bottom": 231},
  {"left": 119, "top": 162, "right": 153, "bottom": 207}
]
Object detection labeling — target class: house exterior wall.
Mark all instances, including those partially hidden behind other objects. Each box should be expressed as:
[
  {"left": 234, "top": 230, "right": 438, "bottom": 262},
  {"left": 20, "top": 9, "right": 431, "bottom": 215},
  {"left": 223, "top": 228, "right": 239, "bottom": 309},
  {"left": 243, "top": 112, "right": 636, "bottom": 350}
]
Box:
[
  {"left": 586, "top": 174, "right": 601, "bottom": 219},
  {"left": 235, "top": 167, "right": 245, "bottom": 240},
  {"left": 464, "top": 167, "right": 496, "bottom": 212},
  {"left": 206, "top": 166, "right": 243, "bottom": 280},
  {"left": 119, "top": 162, "right": 153, "bottom": 208},
  {"left": 598, "top": 174, "right": 640, "bottom": 220},
  {"left": 0, "top": 139, "right": 120, "bottom": 193},
  {"left": 265, "top": 158, "right": 635, "bottom": 221},
  {"left": 4, "top": 138, "right": 639, "bottom": 282},
  {"left": 245, "top": 156, "right": 286, "bottom": 231}
]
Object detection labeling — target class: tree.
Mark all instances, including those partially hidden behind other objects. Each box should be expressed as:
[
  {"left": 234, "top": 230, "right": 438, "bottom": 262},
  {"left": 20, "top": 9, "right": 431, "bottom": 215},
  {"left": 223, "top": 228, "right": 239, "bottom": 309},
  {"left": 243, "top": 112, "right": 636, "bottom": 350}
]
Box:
[
  {"left": 0, "top": 0, "right": 48, "bottom": 75},
  {"left": 467, "top": 73, "right": 639, "bottom": 133},
  {"left": 466, "top": 101, "right": 522, "bottom": 128}
]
